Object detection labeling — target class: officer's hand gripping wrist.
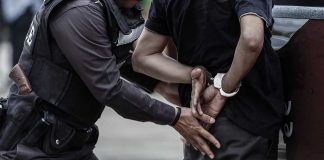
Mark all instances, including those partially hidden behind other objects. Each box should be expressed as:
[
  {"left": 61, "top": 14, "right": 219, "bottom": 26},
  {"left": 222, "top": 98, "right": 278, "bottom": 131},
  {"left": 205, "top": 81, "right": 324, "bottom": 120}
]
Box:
[{"left": 190, "top": 66, "right": 215, "bottom": 122}]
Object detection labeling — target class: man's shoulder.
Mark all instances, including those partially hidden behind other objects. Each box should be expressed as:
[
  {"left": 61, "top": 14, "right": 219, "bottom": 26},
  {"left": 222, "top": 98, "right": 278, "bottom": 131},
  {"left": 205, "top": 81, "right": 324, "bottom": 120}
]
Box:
[
  {"left": 60, "top": 0, "right": 102, "bottom": 9},
  {"left": 49, "top": 0, "right": 107, "bottom": 36},
  {"left": 51, "top": 0, "right": 104, "bottom": 20}
]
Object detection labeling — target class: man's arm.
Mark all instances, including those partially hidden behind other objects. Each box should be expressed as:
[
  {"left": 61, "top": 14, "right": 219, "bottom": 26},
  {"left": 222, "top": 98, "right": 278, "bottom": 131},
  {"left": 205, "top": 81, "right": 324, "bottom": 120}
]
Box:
[
  {"left": 221, "top": 15, "right": 265, "bottom": 92},
  {"left": 133, "top": 29, "right": 217, "bottom": 118},
  {"left": 133, "top": 29, "right": 193, "bottom": 84},
  {"left": 190, "top": 15, "right": 265, "bottom": 123}
]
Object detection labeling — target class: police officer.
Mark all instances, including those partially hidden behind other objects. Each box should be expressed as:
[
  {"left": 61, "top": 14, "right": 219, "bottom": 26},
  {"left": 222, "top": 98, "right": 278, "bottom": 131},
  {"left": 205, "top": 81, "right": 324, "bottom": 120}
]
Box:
[{"left": 0, "top": 0, "right": 220, "bottom": 159}]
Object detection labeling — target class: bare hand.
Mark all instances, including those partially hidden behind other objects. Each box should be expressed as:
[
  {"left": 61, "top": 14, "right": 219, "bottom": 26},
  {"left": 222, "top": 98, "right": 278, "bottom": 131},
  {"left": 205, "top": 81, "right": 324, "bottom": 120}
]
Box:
[
  {"left": 200, "top": 86, "right": 227, "bottom": 130},
  {"left": 190, "top": 66, "right": 215, "bottom": 123},
  {"left": 174, "top": 108, "right": 221, "bottom": 159}
]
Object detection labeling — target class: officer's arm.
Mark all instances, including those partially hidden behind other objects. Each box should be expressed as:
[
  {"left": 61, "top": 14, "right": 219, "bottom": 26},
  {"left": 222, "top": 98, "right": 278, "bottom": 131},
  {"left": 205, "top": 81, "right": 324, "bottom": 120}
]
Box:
[
  {"left": 221, "top": 15, "right": 264, "bottom": 93},
  {"left": 133, "top": 29, "right": 218, "bottom": 118},
  {"left": 49, "top": 4, "right": 178, "bottom": 125},
  {"left": 133, "top": 28, "right": 193, "bottom": 84},
  {"left": 49, "top": 3, "right": 215, "bottom": 126}
]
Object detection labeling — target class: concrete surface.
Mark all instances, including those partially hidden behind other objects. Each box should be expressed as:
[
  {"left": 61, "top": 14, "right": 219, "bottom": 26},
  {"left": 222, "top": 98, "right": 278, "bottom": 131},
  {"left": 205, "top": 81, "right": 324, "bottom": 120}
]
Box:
[{"left": 94, "top": 96, "right": 184, "bottom": 160}]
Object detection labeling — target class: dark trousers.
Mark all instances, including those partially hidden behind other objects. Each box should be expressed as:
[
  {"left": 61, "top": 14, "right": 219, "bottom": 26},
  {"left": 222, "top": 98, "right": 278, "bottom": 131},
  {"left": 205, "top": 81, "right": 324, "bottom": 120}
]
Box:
[{"left": 184, "top": 116, "right": 278, "bottom": 160}]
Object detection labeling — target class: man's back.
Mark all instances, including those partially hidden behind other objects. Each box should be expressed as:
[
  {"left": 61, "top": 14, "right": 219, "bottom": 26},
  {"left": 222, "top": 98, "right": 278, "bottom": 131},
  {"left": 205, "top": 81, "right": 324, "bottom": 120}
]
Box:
[
  {"left": 146, "top": 0, "right": 285, "bottom": 139},
  {"left": 148, "top": 0, "right": 272, "bottom": 72}
]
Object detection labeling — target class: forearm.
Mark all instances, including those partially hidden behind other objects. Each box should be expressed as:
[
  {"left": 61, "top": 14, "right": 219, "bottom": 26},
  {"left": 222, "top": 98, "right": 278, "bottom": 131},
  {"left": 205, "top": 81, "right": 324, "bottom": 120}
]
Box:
[
  {"left": 107, "top": 79, "right": 177, "bottom": 125},
  {"left": 133, "top": 53, "right": 192, "bottom": 83},
  {"left": 222, "top": 15, "right": 264, "bottom": 92},
  {"left": 133, "top": 28, "right": 192, "bottom": 84},
  {"left": 222, "top": 38, "right": 263, "bottom": 92}
]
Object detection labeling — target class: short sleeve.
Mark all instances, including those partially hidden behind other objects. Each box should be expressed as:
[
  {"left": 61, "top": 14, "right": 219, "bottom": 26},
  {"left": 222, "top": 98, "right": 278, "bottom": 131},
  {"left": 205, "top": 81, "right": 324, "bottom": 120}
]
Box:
[
  {"left": 145, "top": 0, "right": 170, "bottom": 35},
  {"left": 235, "top": 0, "right": 273, "bottom": 28}
]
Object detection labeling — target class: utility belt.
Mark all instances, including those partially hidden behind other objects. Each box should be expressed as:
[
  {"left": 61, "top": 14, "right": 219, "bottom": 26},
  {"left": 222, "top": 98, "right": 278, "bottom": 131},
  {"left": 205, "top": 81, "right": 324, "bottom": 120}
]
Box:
[
  {"left": 0, "top": 56, "right": 103, "bottom": 156},
  {"left": 31, "top": 110, "right": 99, "bottom": 155},
  {"left": 0, "top": 89, "right": 98, "bottom": 155}
]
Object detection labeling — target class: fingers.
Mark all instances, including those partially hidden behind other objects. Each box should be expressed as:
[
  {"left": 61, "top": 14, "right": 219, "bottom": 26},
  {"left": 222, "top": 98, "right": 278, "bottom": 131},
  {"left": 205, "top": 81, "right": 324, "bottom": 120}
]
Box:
[
  {"left": 191, "top": 68, "right": 205, "bottom": 115},
  {"left": 190, "top": 93, "right": 200, "bottom": 117},
  {"left": 190, "top": 136, "right": 215, "bottom": 159},
  {"left": 204, "top": 124, "right": 212, "bottom": 130},
  {"left": 195, "top": 113, "right": 215, "bottom": 124},
  {"left": 202, "top": 103, "right": 221, "bottom": 119},
  {"left": 201, "top": 122, "right": 212, "bottom": 130},
  {"left": 198, "top": 126, "right": 221, "bottom": 149},
  {"left": 176, "top": 108, "right": 219, "bottom": 159}
]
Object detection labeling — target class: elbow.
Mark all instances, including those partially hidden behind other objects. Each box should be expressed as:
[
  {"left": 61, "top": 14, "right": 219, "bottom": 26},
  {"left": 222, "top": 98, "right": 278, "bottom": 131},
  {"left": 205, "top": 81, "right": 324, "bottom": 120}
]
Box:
[{"left": 241, "top": 31, "right": 264, "bottom": 54}]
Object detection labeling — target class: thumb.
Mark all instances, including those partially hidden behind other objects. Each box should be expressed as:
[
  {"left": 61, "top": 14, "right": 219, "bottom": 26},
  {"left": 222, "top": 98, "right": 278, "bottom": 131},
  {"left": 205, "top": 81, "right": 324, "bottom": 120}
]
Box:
[{"left": 191, "top": 67, "right": 203, "bottom": 79}]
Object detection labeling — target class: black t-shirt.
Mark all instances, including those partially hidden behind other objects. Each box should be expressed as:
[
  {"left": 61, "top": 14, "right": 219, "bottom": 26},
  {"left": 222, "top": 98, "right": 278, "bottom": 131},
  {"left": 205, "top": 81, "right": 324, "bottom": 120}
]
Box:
[{"left": 146, "top": 0, "right": 285, "bottom": 138}]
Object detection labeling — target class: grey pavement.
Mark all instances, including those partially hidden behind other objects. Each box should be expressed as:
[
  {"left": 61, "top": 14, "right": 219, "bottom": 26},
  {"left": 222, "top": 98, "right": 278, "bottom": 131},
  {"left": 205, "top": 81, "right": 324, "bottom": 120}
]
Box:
[{"left": 94, "top": 101, "right": 183, "bottom": 160}]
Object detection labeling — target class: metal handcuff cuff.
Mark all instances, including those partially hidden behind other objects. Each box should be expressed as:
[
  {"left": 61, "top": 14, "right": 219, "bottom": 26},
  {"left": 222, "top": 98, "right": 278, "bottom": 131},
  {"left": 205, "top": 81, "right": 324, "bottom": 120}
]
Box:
[
  {"left": 213, "top": 73, "right": 241, "bottom": 97},
  {"left": 194, "top": 66, "right": 241, "bottom": 98}
]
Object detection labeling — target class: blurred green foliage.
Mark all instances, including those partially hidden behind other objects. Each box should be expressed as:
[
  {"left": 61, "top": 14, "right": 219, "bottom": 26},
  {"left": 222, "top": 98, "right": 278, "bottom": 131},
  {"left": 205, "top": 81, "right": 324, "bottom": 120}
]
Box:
[
  {"left": 142, "top": 0, "right": 151, "bottom": 7},
  {"left": 141, "top": 0, "right": 152, "bottom": 16}
]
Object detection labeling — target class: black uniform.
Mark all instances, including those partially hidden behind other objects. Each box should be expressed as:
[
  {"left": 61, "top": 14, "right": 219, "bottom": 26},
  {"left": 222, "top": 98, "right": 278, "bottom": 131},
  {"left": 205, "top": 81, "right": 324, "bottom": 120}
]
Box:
[{"left": 0, "top": 0, "right": 177, "bottom": 159}]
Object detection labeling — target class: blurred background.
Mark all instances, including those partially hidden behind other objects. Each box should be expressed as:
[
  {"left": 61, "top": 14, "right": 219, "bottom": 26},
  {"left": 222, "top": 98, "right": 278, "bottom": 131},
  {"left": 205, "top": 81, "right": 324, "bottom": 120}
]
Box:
[{"left": 0, "top": 0, "right": 308, "bottom": 159}]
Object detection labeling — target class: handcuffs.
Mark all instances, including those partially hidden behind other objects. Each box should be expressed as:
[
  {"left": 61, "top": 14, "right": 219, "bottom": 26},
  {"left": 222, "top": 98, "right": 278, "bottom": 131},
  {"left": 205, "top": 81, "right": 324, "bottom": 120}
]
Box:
[{"left": 193, "top": 66, "right": 241, "bottom": 98}]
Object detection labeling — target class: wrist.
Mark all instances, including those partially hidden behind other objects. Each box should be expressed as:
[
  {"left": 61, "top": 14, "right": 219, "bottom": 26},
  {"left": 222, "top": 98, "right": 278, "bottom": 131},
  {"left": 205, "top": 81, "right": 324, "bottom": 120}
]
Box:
[
  {"left": 171, "top": 107, "right": 181, "bottom": 126},
  {"left": 221, "top": 74, "right": 240, "bottom": 93},
  {"left": 213, "top": 73, "right": 241, "bottom": 98}
]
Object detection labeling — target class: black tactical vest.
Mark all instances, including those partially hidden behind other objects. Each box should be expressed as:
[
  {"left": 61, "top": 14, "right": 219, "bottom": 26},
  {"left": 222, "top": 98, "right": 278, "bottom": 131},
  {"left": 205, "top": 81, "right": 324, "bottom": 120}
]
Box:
[{"left": 17, "top": 0, "right": 144, "bottom": 129}]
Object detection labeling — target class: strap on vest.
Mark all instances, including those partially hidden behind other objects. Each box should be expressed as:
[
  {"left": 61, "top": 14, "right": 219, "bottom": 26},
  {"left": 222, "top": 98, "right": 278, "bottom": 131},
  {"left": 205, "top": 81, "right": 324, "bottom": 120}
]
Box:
[
  {"left": 28, "top": 0, "right": 70, "bottom": 106},
  {"left": 35, "top": 0, "right": 64, "bottom": 61}
]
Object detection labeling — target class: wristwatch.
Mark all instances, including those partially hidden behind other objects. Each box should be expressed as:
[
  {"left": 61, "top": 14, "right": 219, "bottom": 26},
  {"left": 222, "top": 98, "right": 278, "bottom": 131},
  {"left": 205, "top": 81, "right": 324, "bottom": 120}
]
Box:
[{"left": 213, "top": 73, "right": 241, "bottom": 97}]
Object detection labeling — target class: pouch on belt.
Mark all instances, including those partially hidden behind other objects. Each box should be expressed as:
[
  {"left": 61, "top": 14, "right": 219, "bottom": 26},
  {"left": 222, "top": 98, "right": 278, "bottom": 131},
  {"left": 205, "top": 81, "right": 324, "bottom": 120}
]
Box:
[
  {"left": 0, "top": 90, "right": 39, "bottom": 150},
  {"left": 42, "top": 113, "right": 98, "bottom": 155}
]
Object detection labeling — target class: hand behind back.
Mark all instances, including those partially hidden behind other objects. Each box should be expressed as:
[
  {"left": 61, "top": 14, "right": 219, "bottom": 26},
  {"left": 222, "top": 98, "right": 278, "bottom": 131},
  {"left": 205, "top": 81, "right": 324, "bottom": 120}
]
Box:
[{"left": 190, "top": 67, "right": 227, "bottom": 129}]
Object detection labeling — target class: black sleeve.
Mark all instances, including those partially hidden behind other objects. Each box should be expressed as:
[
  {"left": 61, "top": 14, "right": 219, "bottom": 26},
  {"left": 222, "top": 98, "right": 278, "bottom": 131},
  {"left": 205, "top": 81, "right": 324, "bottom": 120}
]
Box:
[
  {"left": 234, "top": 0, "right": 273, "bottom": 28},
  {"left": 49, "top": 2, "right": 176, "bottom": 125},
  {"left": 145, "top": 0, "right": 170, "bottom": 35}
]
